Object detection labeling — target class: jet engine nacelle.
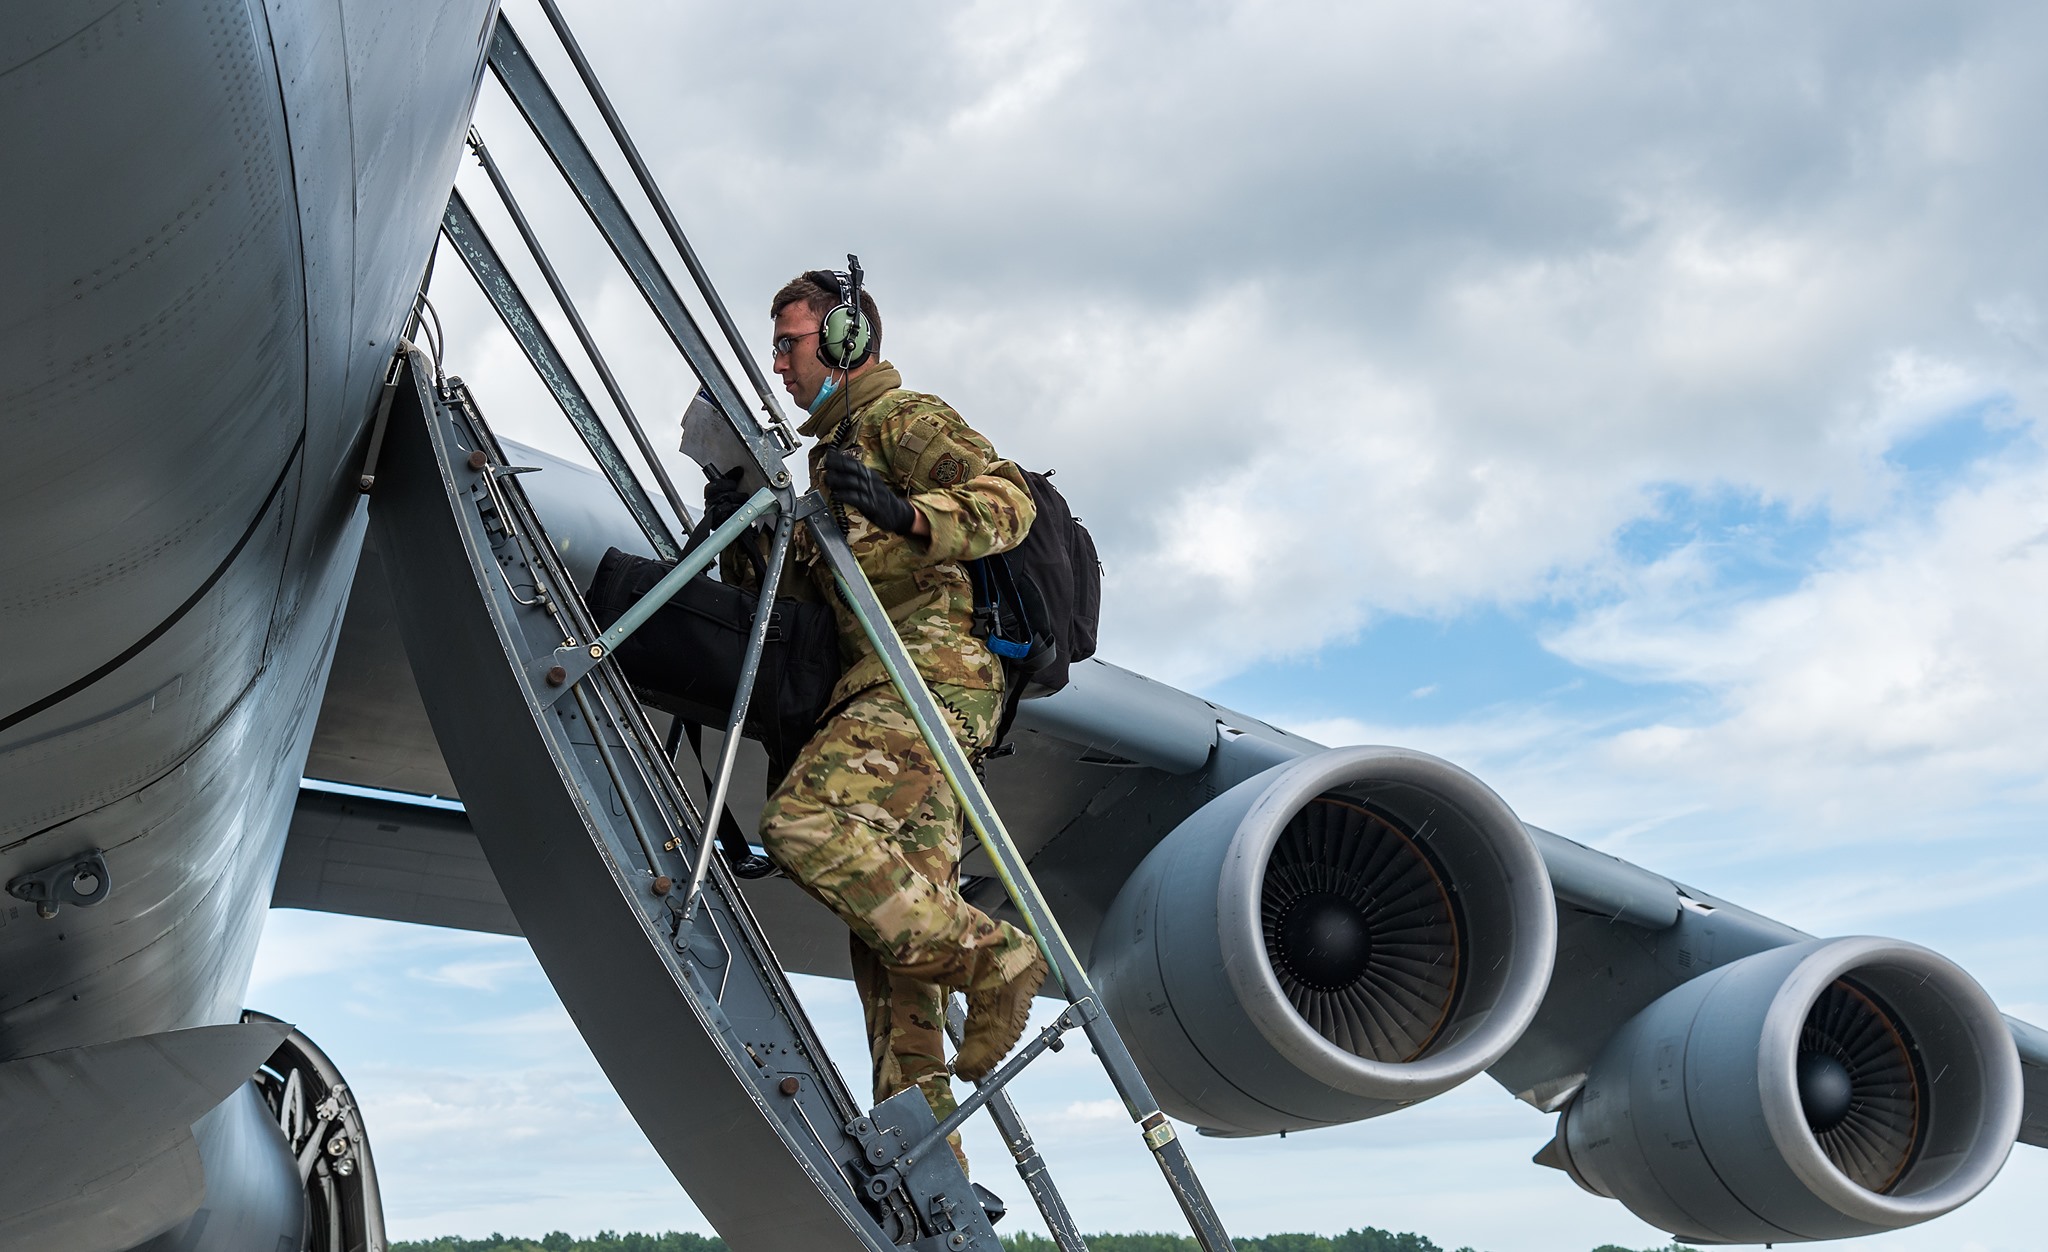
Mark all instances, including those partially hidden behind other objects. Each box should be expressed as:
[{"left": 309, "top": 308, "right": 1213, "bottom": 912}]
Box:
[
  {"left": 1091, "top": 746, "right": 1557, "bottom": 1136},
  {"left": 1553, "top": 937, "right": 2022, "bottom": 1244}
]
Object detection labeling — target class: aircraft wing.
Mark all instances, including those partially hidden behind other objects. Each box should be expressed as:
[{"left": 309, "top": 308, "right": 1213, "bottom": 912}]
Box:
[
  {"left": 289, "top": 547, "right": 2048, "bottom": 1119},
  {"left": 288, "top": 446, "right": 2048, "bottom": 1244}
]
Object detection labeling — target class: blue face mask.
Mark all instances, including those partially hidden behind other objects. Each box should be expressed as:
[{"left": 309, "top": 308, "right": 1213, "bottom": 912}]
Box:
[{"left": 806, "top": 374, "right": 841, "bottom": 414}]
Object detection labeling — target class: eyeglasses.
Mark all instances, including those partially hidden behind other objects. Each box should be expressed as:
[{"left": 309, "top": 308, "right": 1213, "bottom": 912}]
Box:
[{"left": 770, "top": 330, "right": 820, "bottom": 359}]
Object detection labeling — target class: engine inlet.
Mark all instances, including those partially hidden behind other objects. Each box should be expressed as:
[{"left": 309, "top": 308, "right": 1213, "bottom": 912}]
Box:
[
  {"left": 1260, "top": 798, "right": 1459, "bottom": 1063},
  {"left": 1801, "top": 978, "right": 1923, "bottom": 1192}
]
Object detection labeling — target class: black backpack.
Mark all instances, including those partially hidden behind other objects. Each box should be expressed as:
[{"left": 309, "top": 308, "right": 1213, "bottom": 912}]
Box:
[
  {"left": 970, "top": 469, "right": 1102, "bottom": 734},
  {"left": 585, "top": 544, "right": 838, "bottom": 774}
]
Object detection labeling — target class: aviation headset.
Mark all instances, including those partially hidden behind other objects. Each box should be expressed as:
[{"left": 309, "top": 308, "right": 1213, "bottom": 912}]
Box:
[{"left": 804, "top": 255, "right": 875, "bottom": 372}]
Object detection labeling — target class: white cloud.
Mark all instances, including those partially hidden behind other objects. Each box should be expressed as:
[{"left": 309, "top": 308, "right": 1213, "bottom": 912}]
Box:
[
  {"left": 459, "top": 0, "right": 2048, "bottom": 690},
  {"left": 382, "top": 2, "right": 2048, "bottom": 1246},
  {"left": 1282, "top": 427, "right": 2048, "bottom": 871},
  {"left": 410, "top": 957, "right": 539, "bottom": 993},
  {"left": 1551, "top": 446, "right": 2048, "bottom": 834},
  {"left": 251, "top": 912, "right": 515, "bottom": 994},
  {"left": 1047, "top": 1098, "right": 1124, "bottom": 1126}
]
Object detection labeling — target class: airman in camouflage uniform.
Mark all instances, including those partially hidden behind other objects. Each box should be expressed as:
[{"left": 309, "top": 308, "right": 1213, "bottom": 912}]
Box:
[
  {"left": 712, "top": 274, "right": 1048, "bottom": 1174},
  {"left": 771, "top": 684, "right": 1000, "bottom": 1171}
]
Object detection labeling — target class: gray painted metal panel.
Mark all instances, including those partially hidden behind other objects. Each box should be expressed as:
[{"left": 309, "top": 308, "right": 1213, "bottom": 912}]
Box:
[
  {"left": 1526, "top": 826, "right": 1680, "bottom": 931},
  {"left": 130, "top": 1082, "right": 307, "bottom": 1252},
  {"left": 0, "top": 504, "right": 360, "bottom": 1059},
  {"left": 1, "top": 0, "right": 305, "bottom": 722},
  {"left": 277, "top": 789, "right": 517, "bottom": 936},
  {"left": 303, "top": 541, "right": 462, "bottom": 799},
  {"left": 0, "top": 7, "right": 496, "bottom": 1238},
  {"left": 2006, "top": 1012, "right": 2048, "bottom": 1069},
  {"left": 0, "top": 1021, "right": 291, "bottom": 1252},
  {"left": 1207, "top": 724, "right": 1309, "bottom": 793},
  {"left": 370, "top": 353, "right": 993, "bottom": 1251},
  {"left": 1015, "top": 662, "right": 1220, "bottom": 775},
  {"left": 276, "top": 781, "right": 879, "bottom": 982},
  {"left": 1489, "top": 881, "right": 1810, "bottom": 1108},
  {"left": 0, "top": 0, "right": 495, "bottom": 1075}
]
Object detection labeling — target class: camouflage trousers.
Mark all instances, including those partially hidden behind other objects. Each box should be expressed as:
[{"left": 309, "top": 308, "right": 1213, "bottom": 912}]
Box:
[{"left": 759, "top": 682, "right": 1035, "bottom": 1175}]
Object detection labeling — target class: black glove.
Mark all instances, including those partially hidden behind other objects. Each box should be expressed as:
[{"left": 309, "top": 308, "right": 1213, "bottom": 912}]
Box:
[
  {"left": 824, "top": 448, "right": 918, "bottom": 535},
  {"left": 701, "top": 465, "right": 746, "bottom": 528}
]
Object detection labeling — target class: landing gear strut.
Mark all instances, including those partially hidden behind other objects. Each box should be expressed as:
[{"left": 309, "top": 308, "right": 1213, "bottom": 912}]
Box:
[{"left": 245, "top": 1010, "right": 388, "bottom": 1252}]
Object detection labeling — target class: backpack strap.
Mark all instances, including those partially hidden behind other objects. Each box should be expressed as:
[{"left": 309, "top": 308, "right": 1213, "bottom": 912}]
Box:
[{"left": 680, "top": 721, "right": 776, "bottom": 879}]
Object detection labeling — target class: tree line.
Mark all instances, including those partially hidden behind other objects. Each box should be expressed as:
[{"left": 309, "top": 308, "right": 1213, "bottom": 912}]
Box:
[{"left": 392, "top": 1230, "right": 1687, "bottom": 1252}]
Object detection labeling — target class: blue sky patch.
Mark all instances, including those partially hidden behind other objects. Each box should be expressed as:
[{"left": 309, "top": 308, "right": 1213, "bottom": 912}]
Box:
[
  {"left": 1885, "top": 393, "right": 2028, "bottom": 480},
  {"left": 1612, "top": 483, "right": 1835, "bottom": 600},
  {"left": 1205, "top": 604, "right": 1684, "bottom": 728}
]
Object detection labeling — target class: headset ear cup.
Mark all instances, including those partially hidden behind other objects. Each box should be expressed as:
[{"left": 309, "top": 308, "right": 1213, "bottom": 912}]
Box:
[
  {"left": 849, "top": 308, "right": 871, "bottom": 365},
  {"left": 819, "top": 305, "right": 847, "bottom": 368},
  {"left": 818, "top": 303, "right": 872, "bottom": 370}
]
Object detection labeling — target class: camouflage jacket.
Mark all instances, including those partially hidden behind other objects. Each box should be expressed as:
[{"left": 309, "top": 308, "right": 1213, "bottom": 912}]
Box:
[{"left": 794, "top": 362, "right": 1035, "bottom": 707}]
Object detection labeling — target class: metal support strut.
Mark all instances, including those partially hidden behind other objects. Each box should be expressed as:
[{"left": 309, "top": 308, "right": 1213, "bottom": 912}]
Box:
[
  {"left": 946, "top": 999, "right": 1090, "bottom": 1252},
  {"left": 530, "top": 0, "right": 799, "bottom": 453},
  {"left": 440, "top": 189, "right": 682, "bottom": 562},
  {"left": 678, "top": 507, "right": 796, "bottom": 920}
]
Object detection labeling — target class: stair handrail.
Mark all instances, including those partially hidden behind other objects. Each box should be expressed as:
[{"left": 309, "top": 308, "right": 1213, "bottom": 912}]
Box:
[{"left": 446, "top": 11, "right": 1242, "bottom": 1248}]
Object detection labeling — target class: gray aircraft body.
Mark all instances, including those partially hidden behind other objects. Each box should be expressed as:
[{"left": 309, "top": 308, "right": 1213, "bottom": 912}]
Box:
[
  {"left": 3, "top": 3, "right": 2044, "bottom": 1251},
  {"left": 3, "top": 1, "right": 497, "bottom": 1249}
]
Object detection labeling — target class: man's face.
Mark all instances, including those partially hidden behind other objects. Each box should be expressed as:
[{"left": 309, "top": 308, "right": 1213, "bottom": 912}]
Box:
[{"left": 771, "top": 302, "right": 831, "bottom": 411}]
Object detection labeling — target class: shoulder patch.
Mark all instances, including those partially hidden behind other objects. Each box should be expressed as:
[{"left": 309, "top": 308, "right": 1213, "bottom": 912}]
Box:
[
  {"left": 898, "top": 414, "right": 943, "bottom": 456},
  {"left": 931, "top": 454, "right": 966, "bottom": 486}
]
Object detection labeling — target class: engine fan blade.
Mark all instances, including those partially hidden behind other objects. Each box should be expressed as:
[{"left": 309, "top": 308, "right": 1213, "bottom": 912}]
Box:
[
  {"left": 1800, "top": 979, "right": 1923, "bottom": 1193},
  {"left": 1261, "top": 799, "right": 1460, "bottom": 1063}
]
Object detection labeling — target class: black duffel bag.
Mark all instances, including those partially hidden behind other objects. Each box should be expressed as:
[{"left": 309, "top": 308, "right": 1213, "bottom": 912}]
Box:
[{"left": 585, "top": 544, "right": 838, "bottom": 771}]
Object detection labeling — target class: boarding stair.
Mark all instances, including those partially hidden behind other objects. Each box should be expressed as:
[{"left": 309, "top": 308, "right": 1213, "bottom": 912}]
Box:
[{"left": 364, "top": 7, "right": 1237, "bottom": 1251}]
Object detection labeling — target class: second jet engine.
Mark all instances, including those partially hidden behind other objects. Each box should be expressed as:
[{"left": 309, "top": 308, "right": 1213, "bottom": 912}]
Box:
[{"left": 1550, "top": 937, "right": 2021, "bottom": 1244}]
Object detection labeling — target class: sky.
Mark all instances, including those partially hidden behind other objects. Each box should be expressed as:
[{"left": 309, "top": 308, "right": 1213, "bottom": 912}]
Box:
[{"left": 259, "top": 1, "right": 2048, "bottom": 1248}]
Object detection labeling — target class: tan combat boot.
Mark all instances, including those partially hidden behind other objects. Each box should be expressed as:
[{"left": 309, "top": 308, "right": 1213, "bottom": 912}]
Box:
[{"left": 953, "top": 948, "right": 1049, "bottom": 1083}]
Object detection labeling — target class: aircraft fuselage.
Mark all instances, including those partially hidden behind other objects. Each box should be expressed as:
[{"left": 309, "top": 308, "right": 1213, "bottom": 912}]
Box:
[{"left": 0, "top": 0, "right": 496, "bottom": 1066}]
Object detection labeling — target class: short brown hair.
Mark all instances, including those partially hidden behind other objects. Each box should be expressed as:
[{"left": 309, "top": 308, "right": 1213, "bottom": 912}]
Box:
[{"left": 771, "top": 271, "right": 882, "bottom": 357}]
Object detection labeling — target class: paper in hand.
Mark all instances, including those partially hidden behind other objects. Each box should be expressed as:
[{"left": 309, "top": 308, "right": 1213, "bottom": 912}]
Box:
[{"left": 679, "top": 389, "right": 770, "bottom": 497}]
